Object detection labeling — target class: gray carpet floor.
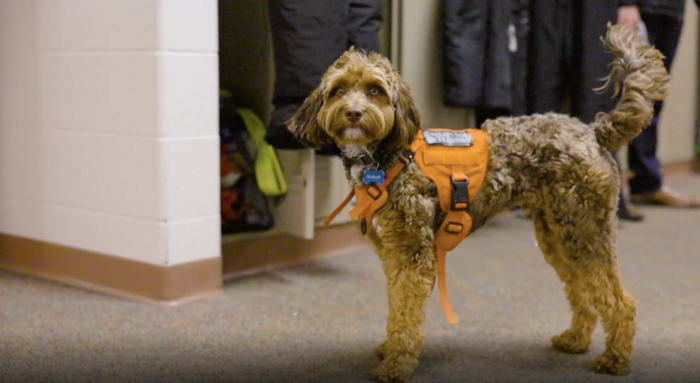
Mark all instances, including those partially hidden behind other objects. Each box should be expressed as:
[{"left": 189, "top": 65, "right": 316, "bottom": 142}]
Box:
[{"left": 2, "top": 175, "right": 700, "bottom": 383}]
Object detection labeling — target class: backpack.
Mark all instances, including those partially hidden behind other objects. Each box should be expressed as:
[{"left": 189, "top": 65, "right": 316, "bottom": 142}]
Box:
[{"left": 219, "top": 91, "right": 277, "bottom": 234}]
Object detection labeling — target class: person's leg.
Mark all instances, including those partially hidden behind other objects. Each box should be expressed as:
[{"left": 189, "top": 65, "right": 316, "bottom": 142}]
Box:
[
  {"left": 628, "top": 14, "right": 699, "bottom": 207},
  {"left": 517, "top": 0, "right": 571, "bottom": 219},
  {"left": 569, "top": 0, "right": 618, "bottom": 123},
  {"left": 567, "top": 1, "right": 642, "bottom": 220},
  {"left": 628, "top": 102, "right": 662, "bottom": 194},
  {"left": 612, "top": 150, "right": 645, "bottom": 221},
  {"left": 627, "top": 14, "right": 676, "bottom": 192},
  {"left": 526, "top": 0, "right": 570, "bottom": 114}
]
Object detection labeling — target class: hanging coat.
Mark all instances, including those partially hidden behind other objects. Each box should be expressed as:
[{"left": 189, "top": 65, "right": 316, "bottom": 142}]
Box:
[
  {"left": 442, "top": 0, "right": 529, "bottom": 115},
  {"left": 526, "top": 0, "right": 620, "bottom": 124},
  {"left": 620, "top": 0, "right": 700, "bottom": 19},
  {"left": 265, "top": 0, "right": 384, "bottom": 152}
]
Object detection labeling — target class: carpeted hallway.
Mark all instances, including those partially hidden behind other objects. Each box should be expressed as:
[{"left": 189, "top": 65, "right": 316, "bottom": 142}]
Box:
[{"left": 2, "top": 176, "right": 699, "bottom": 383}]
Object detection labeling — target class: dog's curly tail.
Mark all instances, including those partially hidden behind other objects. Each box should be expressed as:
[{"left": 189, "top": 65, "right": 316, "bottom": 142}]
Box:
[{"left": 591, "top": 22, "right": 670, "bottom": 151}]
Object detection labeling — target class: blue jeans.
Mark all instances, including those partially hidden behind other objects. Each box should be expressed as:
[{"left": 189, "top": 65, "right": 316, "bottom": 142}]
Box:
[{"left": 627, "top": 13, "right": 684, "bottom": 194}]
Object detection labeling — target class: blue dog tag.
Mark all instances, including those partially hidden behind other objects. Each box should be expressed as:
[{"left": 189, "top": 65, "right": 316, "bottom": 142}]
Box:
[{"left": 363, "top": 169, "right": 385, "bottom": 185}]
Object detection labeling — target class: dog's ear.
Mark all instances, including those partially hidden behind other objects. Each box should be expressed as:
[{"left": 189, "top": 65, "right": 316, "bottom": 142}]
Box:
[
  {"left": 384, "top": 73, "right": 421, "bottom": 152},
  {"left": 287, "top": 87, "right": 331, "bottom": 149}
]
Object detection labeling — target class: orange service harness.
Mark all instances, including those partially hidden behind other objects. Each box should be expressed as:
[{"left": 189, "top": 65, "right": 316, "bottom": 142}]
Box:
[{"left": 324, "top": 129, "right": 490, "bottom": 325}]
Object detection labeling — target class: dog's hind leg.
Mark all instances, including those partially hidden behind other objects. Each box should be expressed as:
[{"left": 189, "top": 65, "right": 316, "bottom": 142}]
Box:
[
  {"left": 554, "top": 212, "right": 636, "bottom": 375},
  {"left": 533, "top": 212, "right": 598, "bottom": 354},
  {"left": 576, "top": 254, "right": 636, "bottom": 375},
  {"left": 371, "top": 237, "right": 436, "bottom": 383}
]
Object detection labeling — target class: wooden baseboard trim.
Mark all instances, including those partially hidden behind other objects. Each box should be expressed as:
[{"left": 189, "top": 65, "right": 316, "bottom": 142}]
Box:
[
  {"left": 222, "top": 222, "right": 370, "bottom": 280},
  {"left": 0, "top": 234, "right": 222, "bottom": 305}
]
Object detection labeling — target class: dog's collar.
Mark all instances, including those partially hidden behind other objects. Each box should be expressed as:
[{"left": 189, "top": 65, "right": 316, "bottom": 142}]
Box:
[{"left": 343, "top": 153, "right": 375, "bottom": 166}]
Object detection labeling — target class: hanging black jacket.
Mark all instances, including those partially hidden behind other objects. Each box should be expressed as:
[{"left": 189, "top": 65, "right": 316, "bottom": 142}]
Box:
[
  {"left": 525, "top": 0, "right": 621, "bottom": 124},
  {"left": 264, "top": 0, "right": 384, "bottom": 153},
  {"left": 619, "top": 0, "right": 700, "bottom": 19},
  {"left": 442, "top": 0, "right": 529, "bottom": 114}
]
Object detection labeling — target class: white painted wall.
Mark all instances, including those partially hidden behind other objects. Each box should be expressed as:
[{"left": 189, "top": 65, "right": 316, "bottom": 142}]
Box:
[
  {"left": 657, "top": 0, "right": 699, "bottom": 164},
  {"left": 0, "top": 0, "right": 221, "bottom": 266}
]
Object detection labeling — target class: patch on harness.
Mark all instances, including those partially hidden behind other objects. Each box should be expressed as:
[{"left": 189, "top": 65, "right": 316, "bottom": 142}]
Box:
[{"left": 423, "top": 130, "right": 473, "bottom": 147}]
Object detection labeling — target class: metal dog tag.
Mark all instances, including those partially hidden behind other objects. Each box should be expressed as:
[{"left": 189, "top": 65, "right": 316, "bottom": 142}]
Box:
[{"left": 423, "top": 130, "right": 473, "bottom": 147}]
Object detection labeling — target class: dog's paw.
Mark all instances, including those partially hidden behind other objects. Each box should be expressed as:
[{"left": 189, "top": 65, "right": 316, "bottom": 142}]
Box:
[
  {"left": 371, "top": 356, "right": 417, "bottom": 383},
  {"left": 591, "top": 352, "right": 631, "bottom": 375},
  {"left": 551, "top": 330, "right": 591, "bottom": 354},
  {"left": 374, "top": 341, "right": 389, "bottom": 360}
]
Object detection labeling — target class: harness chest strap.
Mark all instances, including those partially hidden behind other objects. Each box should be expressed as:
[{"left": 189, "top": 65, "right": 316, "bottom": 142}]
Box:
[
  {"left": 435, "top": 247, "right": 456, "bottom": 324},
  {"left": 322, "top": 155, "right": 408, "bottom": 229}
]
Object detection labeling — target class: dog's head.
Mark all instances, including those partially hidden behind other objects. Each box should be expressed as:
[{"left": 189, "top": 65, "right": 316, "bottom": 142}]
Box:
[{"left": 288, "top": 48, "right": 420, "bottom": 153}]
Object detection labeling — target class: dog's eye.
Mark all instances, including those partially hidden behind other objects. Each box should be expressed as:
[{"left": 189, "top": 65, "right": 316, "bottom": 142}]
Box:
[
  {"left": 335, "top": 87, "right": 345, "bottom": 96},
  {"left": 370, "top": 87, "right": 379, "bottom": 96}
]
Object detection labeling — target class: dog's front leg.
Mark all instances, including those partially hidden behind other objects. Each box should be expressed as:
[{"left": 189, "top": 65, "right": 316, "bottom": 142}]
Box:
[{"left": 372, "top": 240, "right": 436, "bottom": 383}]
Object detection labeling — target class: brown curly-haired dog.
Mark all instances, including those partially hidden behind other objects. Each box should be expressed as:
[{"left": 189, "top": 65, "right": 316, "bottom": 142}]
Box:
[{"left": 288, "top": 24, "right": 669, "bottom": 382}]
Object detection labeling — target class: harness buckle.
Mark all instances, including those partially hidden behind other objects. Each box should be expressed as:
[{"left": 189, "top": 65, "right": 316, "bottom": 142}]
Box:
[
  {"left": 450, "top": 176, "right": 469, "bottom": 211},
  {"left": 399, "top": 149, "right": 415, "bottom": 165}
]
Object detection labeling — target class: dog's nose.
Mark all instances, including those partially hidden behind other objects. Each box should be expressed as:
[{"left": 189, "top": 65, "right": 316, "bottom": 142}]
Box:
[{"left": 345, "top": 107, "right": 363, "bottom": 122}]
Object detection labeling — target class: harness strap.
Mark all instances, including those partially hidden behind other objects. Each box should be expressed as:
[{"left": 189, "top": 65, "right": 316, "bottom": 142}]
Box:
[
  {"left": 382, "top": 158, "right": 408, "bottom": 185},
  {"left": 436, "top": 247, "right": 458, "bottom": 325},
  {"left": 451, "top": 165, "right": 466, "bottom": 182},
  {"left": 323, "top": 189, "right": 355, "bottom": 227},
  {"left": 408, "top": 138, "right": 458, "bottom": 323},
  {"left": 323, "top": 157, "right": 408, "bottom": 229}
]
